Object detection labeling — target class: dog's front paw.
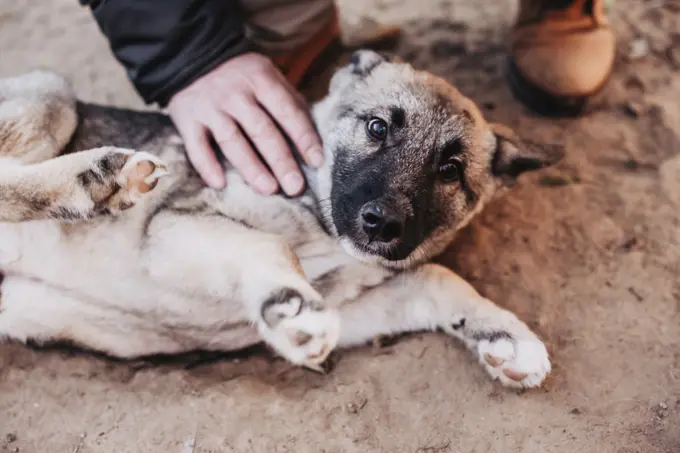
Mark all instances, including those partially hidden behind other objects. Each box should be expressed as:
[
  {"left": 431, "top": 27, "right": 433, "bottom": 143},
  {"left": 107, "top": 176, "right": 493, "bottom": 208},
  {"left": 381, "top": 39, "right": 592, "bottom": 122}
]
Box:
[
  {"left": 258, "top": 288, "right": 340, "bottom": 370},
  {"left": 444, "top": 312, "right": 551, "bottom": 389},
  {"left": 477, "top": 335, "right": 551, "bottom": 389}
]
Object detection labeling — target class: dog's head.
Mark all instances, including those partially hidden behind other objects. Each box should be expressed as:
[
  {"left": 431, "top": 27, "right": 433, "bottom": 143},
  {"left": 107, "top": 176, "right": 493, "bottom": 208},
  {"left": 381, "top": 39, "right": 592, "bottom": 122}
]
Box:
[{"left": 311, "top": 50, "right": 564, "bottom": 268}]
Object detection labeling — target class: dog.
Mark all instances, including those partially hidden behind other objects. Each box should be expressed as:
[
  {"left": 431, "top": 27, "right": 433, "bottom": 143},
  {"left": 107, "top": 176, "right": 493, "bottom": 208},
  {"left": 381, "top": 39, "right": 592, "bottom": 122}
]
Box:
[{"left": 0, "top": 50, "right": 563, "bottom": 388}]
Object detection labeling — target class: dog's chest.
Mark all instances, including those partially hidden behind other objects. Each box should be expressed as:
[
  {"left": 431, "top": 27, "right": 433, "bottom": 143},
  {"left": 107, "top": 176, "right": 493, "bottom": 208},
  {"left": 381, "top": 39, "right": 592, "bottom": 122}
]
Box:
[{"left": 200, "top": 169, "right": 330, "bottom": 248}]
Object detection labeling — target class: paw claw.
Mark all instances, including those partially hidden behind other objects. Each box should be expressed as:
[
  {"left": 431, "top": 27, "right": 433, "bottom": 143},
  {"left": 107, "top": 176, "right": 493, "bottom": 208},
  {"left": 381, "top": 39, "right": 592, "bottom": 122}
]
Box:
[
  {"left": 143, "top": 167, "right": 169, "bottom": 188},
  {"left": 303, "top": 362, "right": 327, "bottom": 374},
  {"left": 306, "top": 342, "right": 330, "bottom": 361}
]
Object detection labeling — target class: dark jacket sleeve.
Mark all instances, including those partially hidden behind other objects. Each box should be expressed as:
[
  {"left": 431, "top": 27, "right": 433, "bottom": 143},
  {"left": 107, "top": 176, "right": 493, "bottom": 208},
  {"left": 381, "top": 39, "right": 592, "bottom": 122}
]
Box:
[{"left": 80, "top": 0, "right": 252, "bottom": 106}]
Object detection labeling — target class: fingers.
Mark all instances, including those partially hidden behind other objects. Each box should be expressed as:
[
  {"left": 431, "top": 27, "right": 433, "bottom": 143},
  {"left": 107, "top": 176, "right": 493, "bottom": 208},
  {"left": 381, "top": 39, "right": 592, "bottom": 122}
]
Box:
[
  {"left": 224, "top": 95, "right": 305, "bottom": 196},
  {"left": 253, "top": 73, "right": 325, "bottom": 169},
  {"left": 179, "top": 122, "right": 226, "bottom": 189},
  {"left": 207, "top": 112, "right": 279, "bottom": 195},
  {"left": 166, "top": 53, "right": 324, "bottom": 196}
]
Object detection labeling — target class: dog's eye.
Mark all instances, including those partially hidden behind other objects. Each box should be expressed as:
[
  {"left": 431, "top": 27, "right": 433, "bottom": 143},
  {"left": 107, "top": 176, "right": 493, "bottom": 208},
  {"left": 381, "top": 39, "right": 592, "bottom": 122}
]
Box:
[
  {"left": 366, "top": 118, "right": 388, "bottom": 140},
  {"left": 438, "top": 139, "right": 464, "bottom": 183},
  {"left": 438, "top": 157, "right": 463, "bottom": 183}
]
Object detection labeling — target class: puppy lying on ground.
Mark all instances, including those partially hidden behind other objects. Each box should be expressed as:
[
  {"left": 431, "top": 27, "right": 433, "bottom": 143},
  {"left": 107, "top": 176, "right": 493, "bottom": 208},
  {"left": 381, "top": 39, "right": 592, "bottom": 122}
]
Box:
[{"left": 0, "top": 51, "right": 562, "bottom": 388}]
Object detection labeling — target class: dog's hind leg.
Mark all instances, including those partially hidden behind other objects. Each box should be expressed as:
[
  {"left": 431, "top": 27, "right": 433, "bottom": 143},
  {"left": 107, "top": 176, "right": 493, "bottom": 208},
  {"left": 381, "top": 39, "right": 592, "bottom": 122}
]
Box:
[
  {"left": 141, "top": 211, "right": 340, "bottom": 369},
  {"left": 335, "top": 263, "right": 552, "bottom": 389},
  {"left": 0, "top": 71, "right": 78, "bottom": 164},
  {"left": 0, "top": 276, "right": 197, "bottom": 358},
  {"left": 0, "top": 276, "right": 99, "bottom": 351},
  {"left": 0, "top": 146, "right": 168, "bottom": 222}
]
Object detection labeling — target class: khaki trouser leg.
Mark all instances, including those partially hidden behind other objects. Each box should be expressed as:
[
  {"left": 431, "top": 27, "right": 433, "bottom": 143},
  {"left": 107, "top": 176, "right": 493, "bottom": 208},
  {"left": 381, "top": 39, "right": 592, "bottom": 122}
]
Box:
[
  {"left": 239, "top": 0, "right": 336, "bottom": 56},
  {"left": 237, "top": 0, "right": 400, "bottom": 88}
]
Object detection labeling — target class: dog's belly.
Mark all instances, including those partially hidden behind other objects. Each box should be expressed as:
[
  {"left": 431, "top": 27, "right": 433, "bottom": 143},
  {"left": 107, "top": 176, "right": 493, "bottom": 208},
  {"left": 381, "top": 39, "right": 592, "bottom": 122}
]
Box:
[
  {"left": 0, "top": 217, "right": 259, "bottom": 353},
  {"left": 0, "top": 222, "right": 29, "bottom": 269}
]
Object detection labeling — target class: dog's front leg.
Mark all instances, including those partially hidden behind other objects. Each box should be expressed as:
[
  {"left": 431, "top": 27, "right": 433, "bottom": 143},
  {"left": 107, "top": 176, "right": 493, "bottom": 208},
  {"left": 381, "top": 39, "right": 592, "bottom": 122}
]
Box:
[
  {"left": 142, "top": 212, "right": 340, "bottom": 369},
  {"left": 337, "top": 263, "right": 551, "bottom": 388}
]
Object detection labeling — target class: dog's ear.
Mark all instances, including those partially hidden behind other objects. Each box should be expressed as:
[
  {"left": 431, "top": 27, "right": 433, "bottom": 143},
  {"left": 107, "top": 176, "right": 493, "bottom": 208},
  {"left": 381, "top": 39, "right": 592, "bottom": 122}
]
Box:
[
  {"left": 490, "top": 123, "right": 564, "bottom": 182},
  {"left": 348, "top": 50, "right": 388, "bottom": 76}
]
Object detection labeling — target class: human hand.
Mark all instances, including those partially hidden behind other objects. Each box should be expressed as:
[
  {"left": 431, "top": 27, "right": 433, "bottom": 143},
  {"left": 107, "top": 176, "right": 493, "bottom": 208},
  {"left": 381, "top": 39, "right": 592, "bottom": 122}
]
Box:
[{"left": 167, "top": 52, "right": 324, "bottom": 196}]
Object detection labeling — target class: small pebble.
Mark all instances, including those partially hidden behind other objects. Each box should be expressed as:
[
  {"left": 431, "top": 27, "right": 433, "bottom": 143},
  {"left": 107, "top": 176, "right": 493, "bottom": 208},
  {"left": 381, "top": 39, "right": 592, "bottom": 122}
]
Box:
[
  {"left": 623, "top": 101, "right": 645, "bottom": 118},
  {"left": 346, "top": 398, "right": 367, "bottom": 414},
  {"left": 629, "top": 38, "right": 650, "bottom": 60}
]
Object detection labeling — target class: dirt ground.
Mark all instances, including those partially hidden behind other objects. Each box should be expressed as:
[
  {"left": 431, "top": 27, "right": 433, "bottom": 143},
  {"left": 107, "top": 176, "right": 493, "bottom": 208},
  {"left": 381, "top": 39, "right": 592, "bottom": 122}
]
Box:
[{"left": 1, "top": 0, "right": 679, "bottom": 452}]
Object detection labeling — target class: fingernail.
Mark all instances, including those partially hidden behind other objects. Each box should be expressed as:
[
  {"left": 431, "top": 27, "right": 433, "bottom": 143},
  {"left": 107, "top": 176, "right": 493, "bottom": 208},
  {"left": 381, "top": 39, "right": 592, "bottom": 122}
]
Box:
[
  {"left": 255, "top": 174, "right": 278, "bottom": 194},
  {"left": 308, "top": 145, "right": 325, "bottom": 168},
  {"left": 282, "top": 172, "right": 304, "bottom": 195},
  {"left": 207, "top": 172, "right": 225, "bottom": 189}
]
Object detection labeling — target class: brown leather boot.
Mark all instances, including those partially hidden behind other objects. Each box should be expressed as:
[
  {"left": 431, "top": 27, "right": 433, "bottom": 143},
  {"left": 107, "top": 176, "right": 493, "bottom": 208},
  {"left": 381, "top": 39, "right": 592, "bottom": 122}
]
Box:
[{"left": 506, "top": 0, "right": 616, "bottom": 116}]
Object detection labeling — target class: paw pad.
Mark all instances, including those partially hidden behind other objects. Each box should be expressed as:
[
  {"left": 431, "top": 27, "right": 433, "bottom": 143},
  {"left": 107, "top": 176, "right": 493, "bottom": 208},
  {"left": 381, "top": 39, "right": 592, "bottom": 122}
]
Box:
[
  {"left": 286, "top": 329, "right": 312, "bottom": 347},
  {"left": 483, "top": 352, "right": 504, "bottom": 367},
  {"left": 478, "top": 337, "right": 551, "bottom": 389},
  {"left": 502, "top": 368, "right": 529, "bottom": 382},
  {"left": 118, "top": 152, "right": 169, "bottom": 196}
]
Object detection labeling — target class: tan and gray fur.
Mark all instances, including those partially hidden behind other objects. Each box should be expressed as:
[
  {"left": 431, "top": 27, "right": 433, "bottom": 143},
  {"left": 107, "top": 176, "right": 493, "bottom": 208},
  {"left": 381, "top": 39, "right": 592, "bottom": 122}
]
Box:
[{"left": 0, "top": 51, "right": 563, "bottom": 388}]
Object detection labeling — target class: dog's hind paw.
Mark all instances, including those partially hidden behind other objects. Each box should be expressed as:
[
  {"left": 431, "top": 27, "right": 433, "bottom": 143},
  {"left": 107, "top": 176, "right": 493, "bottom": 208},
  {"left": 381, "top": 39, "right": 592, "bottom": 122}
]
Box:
[
  {"left": 77, "top": 147, "right": 169, "bottom": 214},
  {"left": 117, "top": 151, "right": 169, "bottom": 199},
  {"left": 258, "top": 288, "right": 340, "bottom": 370}
]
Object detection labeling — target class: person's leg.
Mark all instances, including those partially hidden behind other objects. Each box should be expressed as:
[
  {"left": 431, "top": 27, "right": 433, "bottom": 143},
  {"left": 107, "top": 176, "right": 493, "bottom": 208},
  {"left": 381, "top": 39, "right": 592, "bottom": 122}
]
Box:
[
  {"left": 241, "top": 0, "right": 336, "bottom": 55},
  {"left": 239, "top": 0, "right": 401, "bottom": 87},
  {"left": 506, "top": 0, "right": 616, "bottom": 116}
]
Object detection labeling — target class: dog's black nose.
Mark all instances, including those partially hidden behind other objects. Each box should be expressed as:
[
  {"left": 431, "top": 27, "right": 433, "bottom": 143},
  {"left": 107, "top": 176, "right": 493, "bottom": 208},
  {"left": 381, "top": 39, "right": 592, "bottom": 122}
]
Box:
[{"left": 360, "top": 202, "right": 403, "bottom": 243}]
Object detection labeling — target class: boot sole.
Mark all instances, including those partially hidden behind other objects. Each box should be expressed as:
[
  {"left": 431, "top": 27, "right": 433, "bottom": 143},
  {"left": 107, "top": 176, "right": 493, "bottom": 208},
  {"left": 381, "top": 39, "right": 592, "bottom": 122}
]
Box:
[{"left": 505, "top": 56, "right": 608, "bottom": 117}]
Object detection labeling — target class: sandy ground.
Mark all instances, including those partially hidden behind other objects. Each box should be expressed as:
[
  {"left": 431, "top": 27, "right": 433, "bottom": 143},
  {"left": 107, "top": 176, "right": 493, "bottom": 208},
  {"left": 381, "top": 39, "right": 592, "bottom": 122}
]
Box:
[{"left": 1, "top": 0, "right": 680, "bottom": 452}]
